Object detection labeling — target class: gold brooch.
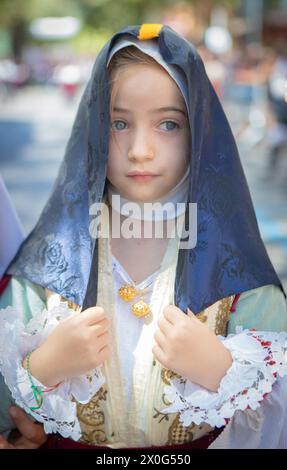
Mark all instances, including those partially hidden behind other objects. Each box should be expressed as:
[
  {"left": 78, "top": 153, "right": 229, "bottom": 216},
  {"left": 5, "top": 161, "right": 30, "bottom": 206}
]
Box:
[{"left": 118, "top": 284, "right": 151, "bottom": 318}]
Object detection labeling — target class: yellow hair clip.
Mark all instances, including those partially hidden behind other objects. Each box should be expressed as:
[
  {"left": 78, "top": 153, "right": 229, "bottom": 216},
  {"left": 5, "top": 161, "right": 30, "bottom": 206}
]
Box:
[{"left": 138, "top": 24, "right": 163, "bottom": 41}]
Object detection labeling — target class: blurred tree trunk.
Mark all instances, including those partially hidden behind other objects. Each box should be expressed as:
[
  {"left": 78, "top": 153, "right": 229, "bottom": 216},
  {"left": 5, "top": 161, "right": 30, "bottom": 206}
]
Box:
[{"left": 11, "top": 17, "right": 27, "bottom": 62}]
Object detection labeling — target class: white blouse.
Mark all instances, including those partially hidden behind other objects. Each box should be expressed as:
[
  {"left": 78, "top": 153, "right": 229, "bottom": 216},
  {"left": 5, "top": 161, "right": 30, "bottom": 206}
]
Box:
[{"left": 111, "top": 254, "right": 160, "bottom": 402}]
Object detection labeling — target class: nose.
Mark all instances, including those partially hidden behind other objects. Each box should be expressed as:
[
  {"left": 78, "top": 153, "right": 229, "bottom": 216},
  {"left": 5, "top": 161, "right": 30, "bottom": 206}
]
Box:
[{"left": 127, "top": 127, "right": 154, "bottom": 162}]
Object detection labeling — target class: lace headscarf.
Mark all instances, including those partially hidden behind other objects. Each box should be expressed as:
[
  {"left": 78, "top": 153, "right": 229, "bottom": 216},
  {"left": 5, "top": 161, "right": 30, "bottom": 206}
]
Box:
[{"left": 8, "top": 25, "right": 284, "bottom": 313}]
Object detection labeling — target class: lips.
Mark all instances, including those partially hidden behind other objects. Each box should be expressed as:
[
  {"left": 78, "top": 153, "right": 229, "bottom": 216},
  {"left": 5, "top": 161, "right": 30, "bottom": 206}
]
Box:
[
  {"left": 127, "top": 172, "right": 158, "bottom": 182},
  {"left": 127, "top": 171, "right": 157, "bottom": 176}
]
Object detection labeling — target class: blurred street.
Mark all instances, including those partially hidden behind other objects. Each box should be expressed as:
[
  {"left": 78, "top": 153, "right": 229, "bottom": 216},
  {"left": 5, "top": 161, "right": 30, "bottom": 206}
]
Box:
[
  {"left": 235, "top": 121, "right": 287, "bottom": 292},
  {"left": 0, "top": 85, "right": 81, "bottom": 232},
  {"left": 0, "top": 85, "right": 287, "bottom": 291}
]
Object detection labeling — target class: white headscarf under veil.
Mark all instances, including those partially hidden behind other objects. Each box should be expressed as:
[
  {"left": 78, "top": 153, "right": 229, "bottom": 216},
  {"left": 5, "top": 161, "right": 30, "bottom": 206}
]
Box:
[{"left": 0, "top": 175, "right": 24, "bottom": 278}]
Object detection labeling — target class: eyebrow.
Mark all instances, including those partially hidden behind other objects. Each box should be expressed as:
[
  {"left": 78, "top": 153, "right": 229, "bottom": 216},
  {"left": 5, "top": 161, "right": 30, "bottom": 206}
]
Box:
[{"left": 113, "top": 106, "right": 186, "bottom": 116}]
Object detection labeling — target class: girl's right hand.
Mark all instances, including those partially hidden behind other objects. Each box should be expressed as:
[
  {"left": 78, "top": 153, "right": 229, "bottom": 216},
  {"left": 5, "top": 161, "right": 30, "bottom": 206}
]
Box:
[{"left": 26, "top": 306, "right": 111, "bottom": 387}]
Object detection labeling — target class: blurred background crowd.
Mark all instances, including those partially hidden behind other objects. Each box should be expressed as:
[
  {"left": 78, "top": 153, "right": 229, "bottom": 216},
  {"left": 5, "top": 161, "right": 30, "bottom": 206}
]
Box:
[{"left": 0, "top": 0, "right": 287, "bottom": 289}]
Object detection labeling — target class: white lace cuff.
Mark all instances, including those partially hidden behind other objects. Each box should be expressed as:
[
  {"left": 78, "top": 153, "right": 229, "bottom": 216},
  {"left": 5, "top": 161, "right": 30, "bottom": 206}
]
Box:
[
  {"left": 0, "top": 304, "right": 105, "bottom": 440},
  {"left": 161, "top": 327, "right": 287, "bottom": 428}
]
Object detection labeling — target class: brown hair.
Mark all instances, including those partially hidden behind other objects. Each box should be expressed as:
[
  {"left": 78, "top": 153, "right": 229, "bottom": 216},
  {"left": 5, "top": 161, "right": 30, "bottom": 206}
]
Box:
[
  {"left": 108, "top": 46, "right": 163, "bottom": 117},
  {"left": 107, "top": 46, "right": 189, "bottom": 158}
]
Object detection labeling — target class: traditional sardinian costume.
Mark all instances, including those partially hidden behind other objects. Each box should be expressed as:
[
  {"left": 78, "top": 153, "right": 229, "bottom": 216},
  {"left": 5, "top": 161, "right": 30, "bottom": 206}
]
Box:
[{"left": 1, "top": 25, "right": 287, "bottom": 449}]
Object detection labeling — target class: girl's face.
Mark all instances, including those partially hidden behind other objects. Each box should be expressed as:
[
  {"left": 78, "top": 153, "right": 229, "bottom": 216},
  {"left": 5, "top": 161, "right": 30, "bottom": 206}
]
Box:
[{"left": 107, "top": 63, "right": 190, "bottom": 202}]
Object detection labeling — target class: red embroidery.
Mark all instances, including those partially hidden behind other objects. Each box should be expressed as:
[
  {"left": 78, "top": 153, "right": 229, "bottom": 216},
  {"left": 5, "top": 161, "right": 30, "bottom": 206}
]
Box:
[
  {"left": 230, "top": 294, "right": 241, "bottom": 313},
  {"left": 261, "top": 341, "right": 272, "bottom": 347},
  {"left": 0, "top": 275, "right": 11, "bottom": 296}
]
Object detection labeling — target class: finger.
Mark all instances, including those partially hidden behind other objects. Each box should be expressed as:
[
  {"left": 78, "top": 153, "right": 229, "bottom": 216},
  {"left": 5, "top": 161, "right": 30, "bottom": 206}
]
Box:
[
  {"left": 91, "top": 318, "right": 110, "bottom": 336},
  {"left": 163, "top": 305, "right": 185, "bottom": 324},
  {"left": 9, "top": 407, "right": 46, "bottom": 443},
  {"left": 95, "top": 331, "right": 111, "bottom": 351},
  {"left": 154, "top": 329, "right": 168, "bottom": 352},
  {"left": 186, "top": 308, "right": 202, "bottom": 326},
  {"left": 157, "top": 315, "right": 173, "bottom": 335},
  {"left": 152, "top": 344, "right": 169, "bottom": 369},
  {"left": 80, "top": 306, "right": 107, "bottom": 325},
  {"left": 187, "top": 307, "right": 196, "bottom": 318},
  {"left": 0, "top": 434, "right": 14, "bottom": 449},
  {"left": 13, "top": 435, "right": 47, "bottom": 449}
]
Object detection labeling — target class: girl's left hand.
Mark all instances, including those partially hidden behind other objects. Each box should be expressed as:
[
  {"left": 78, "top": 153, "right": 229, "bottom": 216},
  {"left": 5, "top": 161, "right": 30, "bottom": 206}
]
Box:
[{"left": 153, "top": 305, "right": 233, "bottom": 392}]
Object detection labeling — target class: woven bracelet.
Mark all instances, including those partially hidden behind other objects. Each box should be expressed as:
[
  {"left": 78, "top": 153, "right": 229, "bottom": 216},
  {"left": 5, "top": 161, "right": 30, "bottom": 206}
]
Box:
[{"left": 25, "top": 351, "right": 44, "bottom": 411}]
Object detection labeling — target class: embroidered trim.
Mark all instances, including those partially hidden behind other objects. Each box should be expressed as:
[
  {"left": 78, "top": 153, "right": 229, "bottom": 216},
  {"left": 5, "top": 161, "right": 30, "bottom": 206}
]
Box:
[
  {"left": 230, "top": 294, "right": 241, "bottom": 313},
  {"left": 161, "top": 327, "right": 287, "bottom": 428},
  {"left": 77, "top": 386, "right": 108, "bottom": 445},
  {"left": 0, "top": 305, "right": 105, "bottom": 440},
  {"left": 0, "top": 275, "right": 11, "bottom": 296},
  {"left": 161, "top": 296, "right": 234, "bottom": 443},
  {"left": 214, "top": 296, "right": 234, "bottom": 336}
]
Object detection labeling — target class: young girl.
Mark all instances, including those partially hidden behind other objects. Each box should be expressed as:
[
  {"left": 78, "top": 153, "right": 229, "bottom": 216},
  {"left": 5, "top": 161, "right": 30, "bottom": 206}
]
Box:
[{"left": 1, "top": 24, "right": 287, "bottom": 449}]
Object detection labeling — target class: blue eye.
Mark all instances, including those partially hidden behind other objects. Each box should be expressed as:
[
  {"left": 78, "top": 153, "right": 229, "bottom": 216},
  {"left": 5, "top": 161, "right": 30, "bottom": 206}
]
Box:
[
  {"left": 112, "top": 120, "right": 127, "bottom": 131},
  {"left": 159, "top": 121, "right": 179, "bottom": 131}
]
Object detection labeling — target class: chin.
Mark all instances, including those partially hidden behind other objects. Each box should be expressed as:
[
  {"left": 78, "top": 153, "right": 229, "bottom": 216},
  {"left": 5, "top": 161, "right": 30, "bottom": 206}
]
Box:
[{"left": 127, "top": 192, "right": 164, "bottom": 203}]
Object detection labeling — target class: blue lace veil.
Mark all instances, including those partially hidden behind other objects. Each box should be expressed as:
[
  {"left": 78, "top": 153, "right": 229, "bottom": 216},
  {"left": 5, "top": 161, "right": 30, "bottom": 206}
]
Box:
[{"left": 8, "top": 25, "right": 284, "bottom": 314}]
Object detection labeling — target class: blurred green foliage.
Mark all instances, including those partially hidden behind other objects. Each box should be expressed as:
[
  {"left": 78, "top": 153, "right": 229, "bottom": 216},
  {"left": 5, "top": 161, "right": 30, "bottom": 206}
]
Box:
[
  {"left": 0, "top": 0, "right": 282, "bottom": 29},
  {"left": 0, "top": 0, "right": 283, "bottom": 56},
  {"left": 0, "top": 0, "right": 263, "bottom": 29},
  {"left": 71, "top": 27, "right": 111, "bottom": 55}
]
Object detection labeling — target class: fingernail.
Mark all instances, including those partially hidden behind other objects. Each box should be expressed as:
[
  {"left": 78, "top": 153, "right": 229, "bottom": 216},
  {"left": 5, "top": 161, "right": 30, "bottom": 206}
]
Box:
[{"left": 9, "top": 407, "right": 17, "bottom": 418}]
